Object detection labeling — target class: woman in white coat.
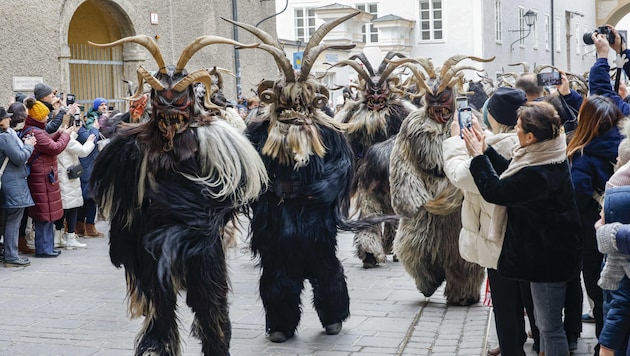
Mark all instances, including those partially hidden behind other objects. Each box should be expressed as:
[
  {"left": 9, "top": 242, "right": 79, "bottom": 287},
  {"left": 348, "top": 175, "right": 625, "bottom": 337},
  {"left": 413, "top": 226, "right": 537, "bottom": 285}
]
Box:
[
  {"left": 53, "top": 118, "right": 96, "bottom": 249},
  {"left": 442, "top": 87, "right": 538, "bottom": 356}
]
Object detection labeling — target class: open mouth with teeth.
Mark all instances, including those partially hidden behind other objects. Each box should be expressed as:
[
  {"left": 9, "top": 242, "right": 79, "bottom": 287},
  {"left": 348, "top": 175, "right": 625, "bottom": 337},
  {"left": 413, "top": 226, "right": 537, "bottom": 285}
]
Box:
[
  {"left": 157, "top": 113, "right": 188, "bottom": 141},
  {"left": 367, "top": 97, "right": 387, "bottom": 111},
  {"left": 427, "top": 106, "right": 453, "bottom": 124},
  {"left": 277, "top": 109, "right": 313, "bottom": 126}
]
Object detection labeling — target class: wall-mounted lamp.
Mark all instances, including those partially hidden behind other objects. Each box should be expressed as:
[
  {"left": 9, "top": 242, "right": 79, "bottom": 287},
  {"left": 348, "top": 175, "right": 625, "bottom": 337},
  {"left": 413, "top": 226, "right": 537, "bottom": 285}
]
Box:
[{"left": 510, "top": 10, "right": 537, "bottom": 51}]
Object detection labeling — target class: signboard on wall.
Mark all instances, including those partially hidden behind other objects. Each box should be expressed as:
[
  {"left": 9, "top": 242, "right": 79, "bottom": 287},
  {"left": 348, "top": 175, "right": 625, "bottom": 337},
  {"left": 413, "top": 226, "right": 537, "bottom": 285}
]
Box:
[
  {"left": 293, "top": 52, "right": 303, "bottom": 70},
  {"left": 13, "top": 76, "right": 43, "bottom": 92}
]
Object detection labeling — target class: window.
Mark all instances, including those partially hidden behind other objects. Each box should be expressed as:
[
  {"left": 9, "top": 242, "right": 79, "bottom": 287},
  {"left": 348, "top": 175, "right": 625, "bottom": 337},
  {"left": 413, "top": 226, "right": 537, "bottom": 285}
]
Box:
[
  {"left": 545, "top": 14, "right": 550, "bottom": 51},
  {"left": 575, "top": 23, "right": 581, "bottom": 55},
  {"left": 295, "top": 8, "right": 315, "bottom": 42},
  {"left": 555, "top": 16, "right": 561, "bottom": 52},
  {"left": 495, "top": 0, "right": 502, "bottom": 43},
  {"left": 419, "top": 0, "right": 443, "bottom": 41},
  {"left": 357, "top": 4, "right": 378, "bottom": 43}
]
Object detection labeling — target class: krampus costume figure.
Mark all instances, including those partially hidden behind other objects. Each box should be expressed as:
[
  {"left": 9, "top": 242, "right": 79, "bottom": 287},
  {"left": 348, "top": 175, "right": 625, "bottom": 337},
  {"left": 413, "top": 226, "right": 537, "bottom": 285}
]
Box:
[
  {"left": 389, "top": 55, "right": 492, "bottom": 305},
  {"left": 330, "top": 53, "right": 415, "bottom": 268},
  {"left": 89, "top": 35, "right": 268, "bottom": 355},
  {"left": 224, "top": 13, "right": 375, "bottom": 343}
]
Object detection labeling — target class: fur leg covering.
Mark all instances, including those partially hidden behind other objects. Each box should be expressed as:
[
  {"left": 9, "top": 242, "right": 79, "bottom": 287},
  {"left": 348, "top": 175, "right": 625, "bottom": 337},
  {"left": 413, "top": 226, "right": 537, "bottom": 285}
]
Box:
[{"left": 353, "top": 189, "right": 388, "bottom": 264}]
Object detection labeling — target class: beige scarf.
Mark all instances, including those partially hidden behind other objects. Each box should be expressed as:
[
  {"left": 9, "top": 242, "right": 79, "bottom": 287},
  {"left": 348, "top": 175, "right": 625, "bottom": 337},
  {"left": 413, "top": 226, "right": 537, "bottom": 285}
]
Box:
[{"left": 489, "top": 133, "right": 567, "bottom": 241}]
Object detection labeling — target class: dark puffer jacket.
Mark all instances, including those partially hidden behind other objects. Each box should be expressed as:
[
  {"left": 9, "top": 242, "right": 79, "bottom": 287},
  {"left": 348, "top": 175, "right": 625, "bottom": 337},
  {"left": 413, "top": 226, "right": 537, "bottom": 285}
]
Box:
[
  {"left": 0, "top": 129, "right": 34, "bottom": 209},
  {"left": 23, "top": 116, "right": 70, "bottom": 221},
  {"left": 470, "top": 146, "right": 582, "bottom": 283}
]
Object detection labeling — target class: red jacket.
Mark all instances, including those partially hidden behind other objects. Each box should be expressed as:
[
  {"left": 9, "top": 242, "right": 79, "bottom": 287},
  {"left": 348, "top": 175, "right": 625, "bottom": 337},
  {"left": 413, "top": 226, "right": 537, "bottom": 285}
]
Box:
[{"left": 24, "top": 117, "right": 70, "bottom": 222}]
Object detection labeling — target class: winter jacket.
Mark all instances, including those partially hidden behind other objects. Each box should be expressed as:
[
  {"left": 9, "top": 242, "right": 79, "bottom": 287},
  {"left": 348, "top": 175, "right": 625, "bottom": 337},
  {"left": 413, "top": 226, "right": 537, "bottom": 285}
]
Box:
[
  {"left": 570, "top": 126, "right": 622, "bottom": 264},
  {"left": 469, "top": 146, "right": 582, "bottom": 282},
  {"left": 0, "top": 128, "right": 35, "bottom": 209},
  {"left": 77, "top": 125, "right": 100, "bottom": 199},
  {"left": 57, "top": 132, "right": 95, "bottom": 209},
  {"left": 589, "top": 55, "right": 630, "bottom": 115},
  {"left": 23, "top": 116, "right": 70, "bottom": 221},
  {"left": 43, "top": 100, "right": 65, "bottom": 134},
  {"left": 443, "top": 131, "right": 518, "bottom": 269}
]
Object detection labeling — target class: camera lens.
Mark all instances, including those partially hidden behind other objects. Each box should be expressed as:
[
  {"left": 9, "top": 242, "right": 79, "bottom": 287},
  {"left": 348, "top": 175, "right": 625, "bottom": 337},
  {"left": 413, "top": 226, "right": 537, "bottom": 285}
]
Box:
[{"left": 583, "top": 31, "right": 596, "bottom": 45}]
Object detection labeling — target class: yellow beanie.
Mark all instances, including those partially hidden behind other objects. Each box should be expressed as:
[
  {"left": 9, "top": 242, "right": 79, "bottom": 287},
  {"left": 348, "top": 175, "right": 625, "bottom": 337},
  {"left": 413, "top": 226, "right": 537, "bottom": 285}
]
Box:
[{"left": 25, "top": 98, "right": 50, "bottom": 122}]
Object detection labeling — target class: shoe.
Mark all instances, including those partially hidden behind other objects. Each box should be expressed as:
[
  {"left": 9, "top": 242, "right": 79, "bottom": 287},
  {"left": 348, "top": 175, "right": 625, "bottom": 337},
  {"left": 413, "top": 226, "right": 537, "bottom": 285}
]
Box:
[
  {"left": 35, "top": 252, "right": 59, "bottom": 258},
  {"left": 52, "top": 249, "right": 62, "bottom": 255},
  {"left": 268, "top": 331, "right": 290, "bottom": 343},
  {"left": 4, "top": 257, "right": 30, "bottom": 267},
  {"left": 362, "top": 253, "right": 378, "bottom": 269},
  {"left": 487, "top": 346, "right": 501, "bottom": 356},
  {"left": 582, "top": 312, "right": 595, "bottom": 323},
  {"left": 84, "top": 223, "right": 104, "bottom": 238},
  {"left": 53, "top": 229, "right": 65, "bottom": 248},
  {"left": 65, "top": 233, "right": 87, "bottom": 250},
  {"left": 18, "top": 236, "right": 35, "bottom": 254},
  {"left": 325, "top": 322, "right": 342, "bottom": 335},
  {"left": 75, "top": 221, "right": 85, "bottom": 236}
]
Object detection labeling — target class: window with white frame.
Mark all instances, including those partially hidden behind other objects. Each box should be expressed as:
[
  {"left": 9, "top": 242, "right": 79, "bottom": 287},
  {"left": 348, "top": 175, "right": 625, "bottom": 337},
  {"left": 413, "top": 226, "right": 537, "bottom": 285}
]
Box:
[
  {"left": 295, "top": 8, "right": 315, "bottom": 42},
  {"left": 575, "top": 23, "right": 580, "bottom": 55},
  {"left": 356, "top": 3, "right": 378, "bottom": 43},
  {"left": 495, "top": 0, "right": 502, "bottom": 43},
  {"left": 532, "top": 10, "right": 538, "bottom": 49},
  {"left": 555, "top": 16, "right": 561, "bottom": 52},
  {"left": 419, "top": 0, "right": 443, "bottom": 41},
  {"left": 545, "top": 14, "right": 550, "bottom": 51}
]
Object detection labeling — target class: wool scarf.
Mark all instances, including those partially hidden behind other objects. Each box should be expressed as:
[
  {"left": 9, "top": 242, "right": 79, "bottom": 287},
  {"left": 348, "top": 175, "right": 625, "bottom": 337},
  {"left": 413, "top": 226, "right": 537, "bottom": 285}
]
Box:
[{"left": 489, "top": 133, "right": 567, "bottom": 241}]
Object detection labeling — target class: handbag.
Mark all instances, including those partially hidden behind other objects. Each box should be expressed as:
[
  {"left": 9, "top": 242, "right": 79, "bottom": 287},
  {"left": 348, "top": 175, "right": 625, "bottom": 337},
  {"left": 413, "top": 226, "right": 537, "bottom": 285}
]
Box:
[
  {"left": 67, "top": 163, "right": 84, "bottom": 179},
  {"left": 0, "top": 157, "right": 8, "bottom": 190},
  {"left": 97, "top": 133, "right": 110, "bottom": 152}
]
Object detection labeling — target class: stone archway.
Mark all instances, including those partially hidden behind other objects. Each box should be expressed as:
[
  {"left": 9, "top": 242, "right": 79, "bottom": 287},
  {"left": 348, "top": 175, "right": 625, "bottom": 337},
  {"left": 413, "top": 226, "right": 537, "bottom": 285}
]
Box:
[
  {"left": 58, "top": 0, "right": 139, "bottom": 112},
  {"left": 597, "top": 0, "right": 630, "bottom": 26}
]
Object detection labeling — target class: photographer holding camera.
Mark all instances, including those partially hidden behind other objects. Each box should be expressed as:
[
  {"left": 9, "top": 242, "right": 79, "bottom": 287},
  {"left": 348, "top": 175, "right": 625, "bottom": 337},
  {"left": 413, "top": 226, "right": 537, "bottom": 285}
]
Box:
[{"left": 589, "top": 25, "right": 630, "bottom": 115}]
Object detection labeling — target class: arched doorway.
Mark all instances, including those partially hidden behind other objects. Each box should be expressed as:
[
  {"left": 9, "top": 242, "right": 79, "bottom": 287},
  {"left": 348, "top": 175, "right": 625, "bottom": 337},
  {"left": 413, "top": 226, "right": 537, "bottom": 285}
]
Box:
[{"left": 67, "top": 1, "right": 134, "bottom": 114}]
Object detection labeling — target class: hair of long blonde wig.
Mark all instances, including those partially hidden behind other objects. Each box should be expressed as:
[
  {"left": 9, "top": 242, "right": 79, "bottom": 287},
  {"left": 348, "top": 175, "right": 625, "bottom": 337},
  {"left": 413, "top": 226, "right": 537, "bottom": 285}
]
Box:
[{"left": 567, "top": 95, "right": 623, "bottom": 160}]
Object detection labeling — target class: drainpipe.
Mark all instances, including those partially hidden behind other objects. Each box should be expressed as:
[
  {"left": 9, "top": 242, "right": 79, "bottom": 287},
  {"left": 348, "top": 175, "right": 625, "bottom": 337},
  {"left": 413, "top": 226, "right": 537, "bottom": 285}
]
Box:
[
  {"left": 232, "top": 0, "right": 241, "bottom": 99},
  {"left": 551, "top": 0, "right": 555, "bottom": 65}
]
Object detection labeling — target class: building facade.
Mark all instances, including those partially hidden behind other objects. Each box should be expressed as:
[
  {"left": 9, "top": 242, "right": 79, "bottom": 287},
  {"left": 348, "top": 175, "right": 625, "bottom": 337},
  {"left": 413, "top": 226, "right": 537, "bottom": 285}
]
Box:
[
  {"left": 0, "top": 0, "right": 278, "bottom": 111},
  {"left": 275, "top": 0, "right": 603, "bottom": 104}
]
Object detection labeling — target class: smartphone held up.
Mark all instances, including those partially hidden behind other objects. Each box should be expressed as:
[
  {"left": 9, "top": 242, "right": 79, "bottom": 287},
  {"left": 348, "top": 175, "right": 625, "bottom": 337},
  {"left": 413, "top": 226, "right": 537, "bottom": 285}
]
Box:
[
  {"left": 537, "top": 72, "right": 562, "bottom": 86},
  {"left": 456, "top": 97, "right": 473, "bottom": 138}
]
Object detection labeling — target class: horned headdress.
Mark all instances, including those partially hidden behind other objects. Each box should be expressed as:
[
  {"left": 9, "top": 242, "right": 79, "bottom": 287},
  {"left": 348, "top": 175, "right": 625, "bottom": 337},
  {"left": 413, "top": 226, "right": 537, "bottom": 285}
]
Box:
[
  {"left": 88, "top": 35, "right": 257, "bottom": 150},
  {"left": 223, "top": 12, "right": 359, "bottom": 167}
]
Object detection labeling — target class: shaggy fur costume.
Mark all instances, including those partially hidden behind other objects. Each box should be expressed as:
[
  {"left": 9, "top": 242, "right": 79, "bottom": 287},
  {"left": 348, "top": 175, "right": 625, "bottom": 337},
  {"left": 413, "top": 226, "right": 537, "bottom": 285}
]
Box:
[
  {"left": 390, "top": 107, "right": 484, "bottom": 305},
  {"left": 246, "top": 115, "right": 354, "bottom": 339},
  {"left": 90, "top": 35, "right": 267, "bottom": 356}
]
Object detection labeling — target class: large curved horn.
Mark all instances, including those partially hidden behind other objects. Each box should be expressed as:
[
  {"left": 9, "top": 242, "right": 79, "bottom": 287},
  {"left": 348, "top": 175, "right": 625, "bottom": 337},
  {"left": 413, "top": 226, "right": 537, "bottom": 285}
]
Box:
[
  {"left": 377, "top": 56, "right": 415, "bottom": 87},
  {"left": 377, "top": 52, "right": 406, "bottom": 75},
  {"left": 533, "top": 64, "right": 562, "bottom": 74},
  {"left": 176, "top": 36, "right": 258, "bottom": 73},
  {"left": 508, "top": 62, "right": 531, "bottom": 73},
  {"left": 300, "top": 11, "right": 360, "bottom": 77},
  {"left": 258, "top": 44, "right": 295, "bottom": 82},
  {"left": 400, "top": 64, "right": 433, "bottom": 96},
  {"left": 387, "top": 57, "right": 436, "bottom": 79},
  {"left": 325, "top": 60, "right": 372, "bottom": 84},
  {"left": 349, "top": 53, "right": 375, "bottom": 76},
  {"left": 173, "top": 68, "right": 215, "bottom": 92},
  {"left": 137, "top": 66, "right": 165, "bottom": 92},
  {"left": 89, "top": 35, "right": 167, "bottom": 74},
  {"left": 299, "top": 44, "right": 356, "bottom": 81},
  {"left": 221, "top": 17, "right": 296, "bottom": 82},
  {"left": 439, "top": 55, "right": 495, "bottom": 79},
  {"left": 438, "top": 65, "right": 486, "bottom": 93}
]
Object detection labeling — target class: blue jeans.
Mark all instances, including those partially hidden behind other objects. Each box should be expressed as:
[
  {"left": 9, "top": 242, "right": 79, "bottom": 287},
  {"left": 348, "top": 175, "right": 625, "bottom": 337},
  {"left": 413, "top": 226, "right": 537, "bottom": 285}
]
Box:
[
  {"left": 530, "top": 281, "right": 569, "bottom": 356},
  {"left": 3, "top": 208, "right": 25, "bottom": 261},
  {"left": 34, "top": 220, "right": 54, "bottom": 254}
]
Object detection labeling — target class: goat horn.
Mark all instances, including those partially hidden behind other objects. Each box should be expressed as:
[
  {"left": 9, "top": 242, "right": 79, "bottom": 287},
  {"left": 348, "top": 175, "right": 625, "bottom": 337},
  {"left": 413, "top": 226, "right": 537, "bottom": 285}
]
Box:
[
  {"left": 89, "top": 35, "right": 167, "bottom": 74},
  {"left": 176, "top": 36, "right": 258, "bottom": 73},
  {"left": 300, "top": 44, "right": 356, "bottom": 81},
  {"left": 533, "top": 64, "right": 562, "bottom": 74},
  {"left": 377, "top": 52, "right": 406, "bottom": 74},
  {"left": 508, "top": 62, "right": 531, "bottom": 73},
  {"left": 326, "top": 60, "right": 373, "bottom": 85},
  {"left": 349, "top": 53, "right": 375, "bottom": 76},
  {"left": 438, "top": 65, "right": 485, "bottom": 93},
  {"left": 439, "top": 55, "right": 495, "bottom": 79}
]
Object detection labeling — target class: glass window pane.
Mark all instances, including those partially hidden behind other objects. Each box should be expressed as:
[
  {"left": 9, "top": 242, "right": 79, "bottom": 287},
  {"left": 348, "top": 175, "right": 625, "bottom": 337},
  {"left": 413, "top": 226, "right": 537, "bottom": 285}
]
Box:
[
  {"left": 435, "top": 30, "right": 442, "bottom": 39},
  {"left": 308, "top": 18, "right": 315, "bottom": 26},
  {"left": 435, "top": 10, "right": 442, "bottom": 19},
  {"left": 420, "top": 3, "right": 429, "bottom": 10},
  {"left": 297, "top": 19, "right": 303, "bottom": 27},
  {"left": 433, "top": 0, "right": 442, "bottom": 9},
  {"left": 421, "top": 12, "right": 429, "bottom": 20},
  {"left": 422, "top": 21, "right": 429, "bottom": 30},
  {"left": 308, "top": 9, "right": 314, "bottom": 16},
  {"left": 357, "top": 4, "right": 365, "bottom": 11},
  {"left": 422, "top": 31, "right": 430, "bottom": 40},
  {"left": 296, "top": 9, "right": 303, "bottom": 17},
  {"left": 363, "top": 33, "right": 367, "bottom": 42},
  {"left": 371, "top": 33, "right": 378, "bottom": 42},
  {"left": 434, "top": 21, "right": 442, "bottom": 29},
  {"left": 369, "top": 4, "right": 377, "bottom": 13}
]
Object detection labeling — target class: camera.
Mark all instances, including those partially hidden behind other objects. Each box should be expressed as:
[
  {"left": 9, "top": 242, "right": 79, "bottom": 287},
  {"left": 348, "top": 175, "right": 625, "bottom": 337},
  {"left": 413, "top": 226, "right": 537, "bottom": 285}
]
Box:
[
  {"left": 456, "top": 96, "right": 473, "bottom": 138},
  {"left": 537, "top": 72, "right": 562, "bottom": 86},
  {"left": 66, "top": 93, "right": 76, "bottom": 105},
  {"left": 583, "top": 25, "right": 616, "bottom": 45}
]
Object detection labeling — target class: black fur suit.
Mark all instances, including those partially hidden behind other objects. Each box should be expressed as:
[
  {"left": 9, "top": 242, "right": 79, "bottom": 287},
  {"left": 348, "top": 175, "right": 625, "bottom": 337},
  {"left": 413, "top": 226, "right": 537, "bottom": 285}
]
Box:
[
  {"left": 246, "top": 120, "right": 353, "bottom": 340},
  {"left": 92, "top": 121, "right": 266, "bottom": 356}
]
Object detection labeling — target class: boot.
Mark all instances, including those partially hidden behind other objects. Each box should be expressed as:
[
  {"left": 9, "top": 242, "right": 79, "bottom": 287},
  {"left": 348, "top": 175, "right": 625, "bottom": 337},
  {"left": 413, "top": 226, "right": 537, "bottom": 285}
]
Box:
[
  {"left": 84, "top": 223, "right": 104, "bottom": 238},
  {"left": 75, "top": 221, "right": 85, "bottom": 237},
  {"left": 18, "top": 236, "right": 34, "bottom": 254},
  {"left": 54, "top": 229, "right": 66, "bottom": 248},
  {"left": 65, "top": 233, "right": 87, "bottom": 249},
  {"left": 24, "top": 230, "right": 35, "bottom": 250}
]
